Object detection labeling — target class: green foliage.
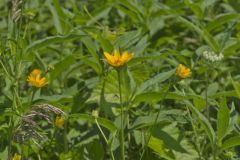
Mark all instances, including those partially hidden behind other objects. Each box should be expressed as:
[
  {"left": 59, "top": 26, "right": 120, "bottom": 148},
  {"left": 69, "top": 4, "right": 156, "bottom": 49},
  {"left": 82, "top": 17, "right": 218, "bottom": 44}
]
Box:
[{"left": 0, "top": 0, "right": 240, "bottom": 159}]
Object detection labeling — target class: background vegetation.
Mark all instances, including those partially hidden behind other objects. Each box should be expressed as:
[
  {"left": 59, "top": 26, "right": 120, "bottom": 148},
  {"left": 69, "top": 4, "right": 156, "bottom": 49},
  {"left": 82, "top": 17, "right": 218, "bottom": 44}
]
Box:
[{"left": 1, "top": 0, "right": 240, "bottom": 159}]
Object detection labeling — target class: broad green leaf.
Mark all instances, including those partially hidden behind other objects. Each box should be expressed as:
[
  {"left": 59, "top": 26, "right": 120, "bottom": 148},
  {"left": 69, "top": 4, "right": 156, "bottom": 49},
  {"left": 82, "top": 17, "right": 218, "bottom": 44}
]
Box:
[
  {"left": 152, "top": 128, "right": 187, "bottom": 153},
  {"left": 148, "top": 136, "right": 175, "bottom": 160},
  {"left": 221, "top": 136, "right": 240, "bottom": 150},
  {"left": 137, "top": 69, "right": 175, "bottom": 93},
  {"left": 217, "top": 98, "right": 230, "bottom": 143},
  {"left": 207, "top": 82, "right": 219, "bottom": 96}
]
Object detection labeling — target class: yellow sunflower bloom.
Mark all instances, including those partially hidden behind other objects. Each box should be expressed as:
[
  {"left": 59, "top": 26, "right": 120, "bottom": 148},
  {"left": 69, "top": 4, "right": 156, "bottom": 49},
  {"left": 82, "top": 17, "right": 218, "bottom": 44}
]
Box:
[
  {"left": 104, "top": 49, "right": 133, "bottom": 68},
  {"left": 55, "top": 116, "right": 64, "bottom": 128},
  {"left": 177, "top": 64, "right": 191, "bottom": 79},
  {"left": 12, "top": 153, "right": 21, "bottom": 160},
  {"left": 27, "top": 69, "right": 48, "bottom": 88}
]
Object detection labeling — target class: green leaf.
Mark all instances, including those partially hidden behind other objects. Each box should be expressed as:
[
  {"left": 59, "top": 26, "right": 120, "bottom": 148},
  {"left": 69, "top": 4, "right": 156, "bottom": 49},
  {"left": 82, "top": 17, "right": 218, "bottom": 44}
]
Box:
[
  {"left": 50, "top": 55, "right": 76, "bottom": 80},
  {"left": 24, "top": 33, "right": 86, "bottom": 53},
  {"left": 209, "top": 90, "right": 238, "bottom": 99},
  {"left": 217, "top": 98, "right": 230, "bottom": 143},
  {"left": 130, "top": 109, "right": 184, "bottom": 130},
  {"left": 186, "top": 101, "right": 215, "bottom": 144},
  {"left": 231, "top": 78, "right": 240, "bottom": 98},
  {"left": 133, "top": 92, "right": 183, "bottom": 105},
  {"left": 137, "top": 69, "right": 175, "bottom": 93},
  {"left": 86, "top": 5, "right": 112, "bottom": 26},
  {"left": 69, "top": 113, "right": 117, "bottom": 132},
  {"left": 148, "top": 136, "right": 175, "bottom": 160},
  {"left": 178, "top": 16, "right": 219, "bottom": 52},
  {"left": 152, "top": 128, "right": 187, "bottom": 153},
  {"left": 206, "top": 13, "right": 239, "bottom": 32},
  {"left": 77, "top": 56, "right": 102, "bottom": 74},
  {"left": 114, "top": 30, "right": 141, "bottom": 49},
  {"left": 221, "top": 136, "right": 240, "bottom": 150}
]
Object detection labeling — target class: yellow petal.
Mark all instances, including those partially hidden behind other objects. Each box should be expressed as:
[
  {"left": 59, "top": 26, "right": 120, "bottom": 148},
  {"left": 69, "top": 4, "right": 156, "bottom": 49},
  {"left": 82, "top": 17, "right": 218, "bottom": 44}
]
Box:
[
  {"left": 113, "top": 48, "right": 120, "bottom": 61},
  {"left": 121, "top": 51, "right": 133, "bottom": 63},
  {"left": 31, "top": 69, "right": 41, "bottom": 76},
  {"left": 104, "top": 51, "right": 114, "bottom": 64}
]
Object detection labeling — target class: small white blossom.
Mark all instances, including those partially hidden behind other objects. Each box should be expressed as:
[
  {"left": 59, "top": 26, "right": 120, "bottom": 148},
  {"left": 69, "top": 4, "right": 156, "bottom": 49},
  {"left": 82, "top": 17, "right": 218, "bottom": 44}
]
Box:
[{"left": 203, "top": 51, "right": 224, "bottom": 62}]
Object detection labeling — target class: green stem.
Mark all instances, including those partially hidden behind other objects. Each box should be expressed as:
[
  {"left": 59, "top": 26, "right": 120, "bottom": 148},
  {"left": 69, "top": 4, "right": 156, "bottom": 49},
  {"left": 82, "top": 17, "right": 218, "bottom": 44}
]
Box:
[
  {"left": 64, "top": 118, "right": 68, "bottom": 152},
  {"left": 30, "top": 88, "right": 37, "bottom": 105},
  {"left": 0, "top": 60, "right": 12, "bottom": 80},
  {"left": 95, "top": 118, "right": 108, "bottom": 144},
  {"left": 7, "top": 117, "right": 13, "bottom": 160},
  {"left": 205, "top": 71, "right": 210, "bottom": 121},
  {"left": 95, "top": 118, "right": 115, "bottom": 160},
  {"left": 117, "top": 70, "right": 125, "bottom": 160}
]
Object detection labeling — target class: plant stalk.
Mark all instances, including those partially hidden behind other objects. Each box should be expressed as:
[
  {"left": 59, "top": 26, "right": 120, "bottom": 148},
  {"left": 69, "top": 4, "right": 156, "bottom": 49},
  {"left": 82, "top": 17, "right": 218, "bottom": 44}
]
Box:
[{"left": 117, "top": 70, "right": 125, "bottom": 160}]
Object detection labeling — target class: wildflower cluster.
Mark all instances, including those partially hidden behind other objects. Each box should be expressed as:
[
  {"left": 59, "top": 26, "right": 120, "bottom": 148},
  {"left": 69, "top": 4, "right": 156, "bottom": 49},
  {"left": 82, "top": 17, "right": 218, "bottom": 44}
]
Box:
[{"left": 203, "top": 51, "right": 224, "bottom": 62}]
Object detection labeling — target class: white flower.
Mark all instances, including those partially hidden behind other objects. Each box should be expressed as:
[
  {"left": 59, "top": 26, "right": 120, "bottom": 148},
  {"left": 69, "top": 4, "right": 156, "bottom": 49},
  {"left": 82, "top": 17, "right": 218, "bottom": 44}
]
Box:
[{"left": 203, "top": 51, "right": 224, "bottom": 62}]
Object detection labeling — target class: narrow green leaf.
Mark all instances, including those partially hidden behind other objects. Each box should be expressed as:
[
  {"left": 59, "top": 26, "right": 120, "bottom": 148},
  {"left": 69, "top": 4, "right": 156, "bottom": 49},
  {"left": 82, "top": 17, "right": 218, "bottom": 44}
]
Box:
[
  {"left": 69, "top": 113, "right": 117, "bottom": 132},
  {"left": 231, "top": 78, "right": 240, "bottom": 98},
  {"left": 152, "top": 128, "right": 187, "bottom": 153},
  {"left": 206, "top": 13, "right": 239, "bottom": 32},
  {"left": 186, "top": 101, "right": 215, "bottom": 144},
  {"left": 221, "top": 136, "right": 240, "bottom": 150},
  {"left": 137, "top": 69, "right": 175, "bottom": 93},
  {"left": 178, "top": 16, "right": 219, "bottom": 52},
  {"left": 50, "top": 55, "right": 76, "bottom": 80},
  {"left": 24, "top": 33, "right": 86, "bottom": 53}
]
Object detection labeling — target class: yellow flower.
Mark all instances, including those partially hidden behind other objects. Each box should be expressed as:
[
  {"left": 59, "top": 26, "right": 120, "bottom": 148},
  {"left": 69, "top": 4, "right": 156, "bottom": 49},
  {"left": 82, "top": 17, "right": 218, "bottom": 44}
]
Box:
[
  {"left": 104, "top": 49, "right": 133, "bottom": 68},
  {"left": 12, "top": 153, "right": 21, "bottom": 160},
  {"left": 177, "top": 64, "right": 191, "bottom": 78},
  {"left": 27, "top": 69, "right": 48, "bottom": 88},
  {"left": 55, "top": 116, "right": 64, "bottom": 128}
]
